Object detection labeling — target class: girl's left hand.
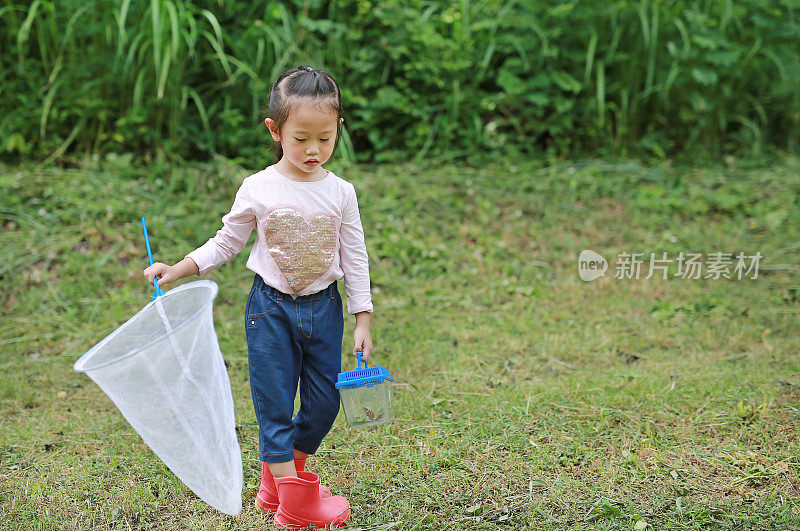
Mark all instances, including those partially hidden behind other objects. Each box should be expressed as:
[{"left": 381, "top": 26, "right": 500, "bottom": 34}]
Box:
[{"left": 353, "top": 325, "right": 373, "bottom": 363}]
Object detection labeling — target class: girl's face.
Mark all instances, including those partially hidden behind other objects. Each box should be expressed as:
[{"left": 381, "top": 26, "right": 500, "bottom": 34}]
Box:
[{"left": 266, "top": 100, "right": 342, "bottom": 181}]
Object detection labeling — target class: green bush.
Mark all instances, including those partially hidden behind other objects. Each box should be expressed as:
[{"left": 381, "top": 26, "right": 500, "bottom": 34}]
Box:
[{"left": 1, "top": 0, "right": 798, "bottom": 164}]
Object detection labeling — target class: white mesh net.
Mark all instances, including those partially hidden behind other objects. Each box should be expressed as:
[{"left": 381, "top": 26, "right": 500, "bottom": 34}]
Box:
[{"left": 74, "top": 280, "right": 242, "bottom": 515}]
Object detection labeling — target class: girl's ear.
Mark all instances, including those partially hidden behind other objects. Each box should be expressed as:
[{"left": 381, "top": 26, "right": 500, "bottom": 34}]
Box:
[{"left": 265, "top": 118, "right": 281, "bottom": 141}]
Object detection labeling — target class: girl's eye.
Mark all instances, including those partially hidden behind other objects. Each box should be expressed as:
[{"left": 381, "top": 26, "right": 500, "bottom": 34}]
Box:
[
  {"left": 294, "top": 138, "right": 306, "bottom": 142},
  {"left": 320, "top": 138, "right": 330, "bottom": 142}
]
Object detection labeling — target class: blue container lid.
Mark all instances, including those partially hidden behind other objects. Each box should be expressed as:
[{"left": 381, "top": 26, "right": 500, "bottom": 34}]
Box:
[{"left": 336, "top": 352, "right": 395, "bottom": 389}]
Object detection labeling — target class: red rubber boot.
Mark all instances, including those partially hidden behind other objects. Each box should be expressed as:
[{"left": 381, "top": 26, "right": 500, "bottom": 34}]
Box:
[
  {"left": 274, "top": 471, "right": 350, "bottom": 529},
  {"left": 255, "top": 460, "right": 332, "bottom": 514},
  {"left": 295, "top": 458, "right": 334, "bottom": 497}
]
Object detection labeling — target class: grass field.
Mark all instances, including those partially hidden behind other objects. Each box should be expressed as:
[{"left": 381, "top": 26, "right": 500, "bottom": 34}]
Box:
[{"left": 1, "top": 155, "right": 799, "bottom": 529}]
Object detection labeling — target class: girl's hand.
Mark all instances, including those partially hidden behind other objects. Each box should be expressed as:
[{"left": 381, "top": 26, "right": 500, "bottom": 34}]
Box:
[
  {"left": 143, "top": 258, "right": 199, "bottom": 288},
  {"left": 143, "top": 262, "right": 179, "bottom": 288},
  {"left": 353, "top": 325, "right": 373, "bottom": 363}
]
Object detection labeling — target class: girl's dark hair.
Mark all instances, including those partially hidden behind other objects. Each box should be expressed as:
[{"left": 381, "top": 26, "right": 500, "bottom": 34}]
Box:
[{"left": 265, "top": 65, "right": 343, "bottom": 162}]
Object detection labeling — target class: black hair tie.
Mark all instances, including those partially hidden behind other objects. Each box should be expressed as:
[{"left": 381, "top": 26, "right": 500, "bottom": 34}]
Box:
[{"left": 300, "top": 65, "right": 315, "bottom": 73}]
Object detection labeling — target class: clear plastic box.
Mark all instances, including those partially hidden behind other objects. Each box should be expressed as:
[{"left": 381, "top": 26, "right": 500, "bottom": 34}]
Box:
[{"left": 336, "top": 354, "right": 395, "bottom": 428}]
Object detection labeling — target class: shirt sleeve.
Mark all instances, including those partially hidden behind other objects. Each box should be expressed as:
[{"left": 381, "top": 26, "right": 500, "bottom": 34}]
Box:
[
  {"left": 186, "top": 179, "right": 256, "bottom": 276},
  {"left": 339, "top": 183, "right": 373, "bottom": 314}
]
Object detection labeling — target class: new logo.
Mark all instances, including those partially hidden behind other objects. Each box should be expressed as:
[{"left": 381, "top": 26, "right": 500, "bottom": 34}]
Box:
[{"left": 578, "top": 250, "right": 608, "bottom": 282}]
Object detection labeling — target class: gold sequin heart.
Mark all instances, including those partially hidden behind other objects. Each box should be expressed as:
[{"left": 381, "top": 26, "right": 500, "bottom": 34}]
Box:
[{"left": 264, "top": 208, "right": 337, "bottom": 293}]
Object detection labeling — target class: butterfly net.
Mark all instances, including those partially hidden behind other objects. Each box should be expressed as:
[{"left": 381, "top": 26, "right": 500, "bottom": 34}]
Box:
[{"left": 74, "top": 280, "right": 242, "bottom": 515}]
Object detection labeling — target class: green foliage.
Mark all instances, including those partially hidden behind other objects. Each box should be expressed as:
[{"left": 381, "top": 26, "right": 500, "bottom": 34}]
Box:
[{"left": 0, "top": 0, "right": 799, "bottom": 164}]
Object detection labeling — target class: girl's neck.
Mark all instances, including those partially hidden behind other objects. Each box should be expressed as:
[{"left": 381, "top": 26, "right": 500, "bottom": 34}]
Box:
[{"left": 275, "top": 159, "right": 327, "bottom": 182}]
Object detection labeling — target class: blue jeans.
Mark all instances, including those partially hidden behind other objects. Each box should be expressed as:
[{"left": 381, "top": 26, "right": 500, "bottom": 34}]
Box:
[{"left": 245, "top": 274, "right": 344, "bottom": 463}]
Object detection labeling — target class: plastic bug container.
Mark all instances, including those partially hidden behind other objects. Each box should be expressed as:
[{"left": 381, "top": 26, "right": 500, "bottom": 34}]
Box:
[{"left": 336, "top": 353, "right": 395, "bottom": 428}]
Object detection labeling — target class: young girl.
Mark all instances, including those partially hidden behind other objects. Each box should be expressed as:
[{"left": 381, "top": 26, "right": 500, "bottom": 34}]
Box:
[{"left": 143, "top": 65, "right": 373, "bottom": 529}]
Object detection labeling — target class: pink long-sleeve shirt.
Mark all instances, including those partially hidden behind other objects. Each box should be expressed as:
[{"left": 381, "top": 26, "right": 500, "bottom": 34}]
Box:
[{"left": 186, "top": 165, "right": 373, "bottom": 314}]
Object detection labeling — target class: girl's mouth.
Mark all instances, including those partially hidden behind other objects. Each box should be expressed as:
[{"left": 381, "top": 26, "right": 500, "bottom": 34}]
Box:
[{"left": 305, "top": 160, "right": 319, "bottom": 166}]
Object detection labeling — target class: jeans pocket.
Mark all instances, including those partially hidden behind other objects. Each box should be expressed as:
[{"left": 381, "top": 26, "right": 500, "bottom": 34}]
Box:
[{"left": 246, "top": 287, "right": 280, "bottom": 320}]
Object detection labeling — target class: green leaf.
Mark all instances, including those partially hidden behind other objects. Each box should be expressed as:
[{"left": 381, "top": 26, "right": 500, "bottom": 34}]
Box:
[
  {"left": 705, "top": 50, "right": 740, "bottom": 67},
  {"left": 465, "top": 504, "right": 482, "bottom": 515},
  {"left": 497, "top": 70, "right": 526, "bottom": 96},
  {"left": 551, "top": 71, "right": 581, "bottom": 94},
  {"left": 527, "top": 92, "right": 550, "bottom": 106},
  {"left": 691, "top": 35, "right": 720, "bottom": 50},
  {"left": 2, "top": 133, "right": 29, "bottom": 154},
  {"left": 691, "top": 68, "right": 719, "bottom": 86},
  {"left": 530, "top": 73, "right": 552, "bottom": 90}
]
